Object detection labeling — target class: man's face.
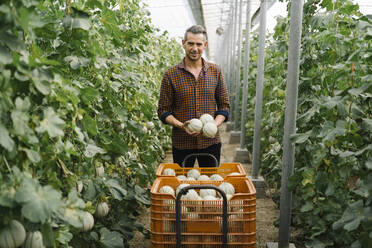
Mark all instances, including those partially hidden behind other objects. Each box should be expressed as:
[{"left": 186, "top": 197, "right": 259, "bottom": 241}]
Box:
[{"left": 182, "top": 32, "right": 208, "bottom": 62}]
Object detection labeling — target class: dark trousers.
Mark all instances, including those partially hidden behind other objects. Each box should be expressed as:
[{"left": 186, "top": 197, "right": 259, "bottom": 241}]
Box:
[{"left": 172, "top": 143, "right": 221, "bottom": 168}]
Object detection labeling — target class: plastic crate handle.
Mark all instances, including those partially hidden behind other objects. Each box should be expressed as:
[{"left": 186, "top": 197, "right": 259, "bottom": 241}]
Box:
[
  {"left": 181, "top": 153, "right": 219, "bottom": 167},
  {"left": 175, "top": 185, "right": 228, "bottom": 248}
]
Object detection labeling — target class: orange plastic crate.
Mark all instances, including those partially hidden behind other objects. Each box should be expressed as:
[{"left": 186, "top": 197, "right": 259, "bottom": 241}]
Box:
[
  {"left": 156, "top": 162, "right": 247, "bottom": 180},
  {"left": 150, "top": 177, "right": 256, "bottom": 247}
]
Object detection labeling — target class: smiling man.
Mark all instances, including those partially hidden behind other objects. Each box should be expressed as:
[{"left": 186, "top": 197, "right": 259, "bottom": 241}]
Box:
[{"left": 157, "top": 25, "right": 230, "bottom": 168}]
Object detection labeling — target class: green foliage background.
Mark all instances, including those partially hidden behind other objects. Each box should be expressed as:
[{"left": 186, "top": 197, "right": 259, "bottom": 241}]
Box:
[
  {"left": 240, "top": 0, "right": 372, "bottom": 247},
  {"left": 0, "top": 0, "right": 182, "bottom": 247}
]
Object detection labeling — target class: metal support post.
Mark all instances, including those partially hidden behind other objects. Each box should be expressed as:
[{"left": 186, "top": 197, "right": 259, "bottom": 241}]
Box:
[
  {"left": 233, "top": 0, "right": 244, "bottom": 130},
  {"left": 252, "top": 0, "right": 267, "bottom": 178},
  {"left": 278, "top": 0, "right": 304, "bottom": 247},
  {"left": 240, "top": 0, "right": 252, "bottom": 149},
  {"left": 234, "top": 0, "right": 252, "bottom": 163}
]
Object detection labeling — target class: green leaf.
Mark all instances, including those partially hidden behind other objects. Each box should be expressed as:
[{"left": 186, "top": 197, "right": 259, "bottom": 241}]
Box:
[
  {"left": 36, "top": 107, "right": 65, "bottom": 138},
  {"left": 99, "top": 228, "right": 124, "bottom": 248},
  {"left": 322, "top": 120, "right": 347, "bottom": 142},
  {"left": 11, "top": 110, "right": 30, "bottom": 136},
  {"left": 72, "top": 18, "right": 91, "bottom": 30},
  {"left": 15, "top": 178, "right": 64, "bottom": 223},
  {"left": 82, "top": 114, "right": 98, "bottom": 136},
  {"left": 63, "top": 16, "right": 91, "bottom": 30},
  {"left": 0, "top": 187, "right": 15, "bottom": 207},
  {"left": 66, "top": 190, "right": 86, "bottom": 209},
  {"left": 344, "top": 217, "right": 362, "bottom": 231},
  {"left": 62, "top": 208, "right": 85, "bottom": 228},
  {"left": 41, "top": 222, "right": 55, "bottom": 247},
  {"left": 290, "top": 131, "right": 311, "bottom": 144},
  {"left": 56, "top": 225, "right": 73, "bottom": 244},
  {"left": 366, "top": 159, "right": 372, "bottom": 170},
  {"left": 81, "top": 87, "right": 100, "bottom": 104},
  {"left": 0, "top": 31, "right": 25, "bottom": 52},
  {"left": 302, "top": 168, "right": 315, "bottom": 186},
  {"left": 84, "top": 143, "right": 106, "bottom": 158},
  {"left": 19, "top": 7, "right": 47, "bottom": 31},
  {"left": 106, "top": 179, "right": 127, "bottom": 200},
  {"left": 0, "top": 123, "right": 15, "bottom": 152},
  {"left": 23, "top": 148, "right": 41, "bottom": 163},
  {"left": 0, "top": 44, "right": 12, "bottom": 64},
  {"left": 300, "top": 201, "right": 314, "bottom": 212},
  {"left": 84, "top": 180, "right": 96, "bottom": 200},
  {"left": 362, "top": 118, "right": 372, "bottom": 131}
]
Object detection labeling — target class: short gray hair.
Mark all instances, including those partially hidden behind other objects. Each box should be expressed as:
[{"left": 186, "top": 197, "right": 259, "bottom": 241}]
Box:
[{"left": 184, "top": 25, "right": 207, "bottom": 41}]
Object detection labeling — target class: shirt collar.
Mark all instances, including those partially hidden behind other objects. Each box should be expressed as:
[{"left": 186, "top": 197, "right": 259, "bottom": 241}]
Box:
[{"left": 177, "top": 57, "right": 211, "bottom": 72}]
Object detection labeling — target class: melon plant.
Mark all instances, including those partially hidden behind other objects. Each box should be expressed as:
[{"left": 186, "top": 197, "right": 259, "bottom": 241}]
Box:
[
  {"left": 188, "top": 119, "right": 203, "bottom": 132},
  {"left": 0, "top": 220, "right": 26, "bottom": 248},
  {"left": 23, "top": 231, "right": 44, "bottom": 248}
]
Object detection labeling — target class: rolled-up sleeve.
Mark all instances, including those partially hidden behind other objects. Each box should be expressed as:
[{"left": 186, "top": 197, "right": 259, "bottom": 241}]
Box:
[
  {"left": 215, "top": 68, "right": 230, "bottom": 121},
  {"left": 158, "top": 70, "right": 173, "bottom": 124}
]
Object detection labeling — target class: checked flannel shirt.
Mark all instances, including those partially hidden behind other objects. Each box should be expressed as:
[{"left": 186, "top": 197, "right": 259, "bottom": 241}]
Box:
[{"left": 157, "top": 57, "right": 230, "bottom": 150}]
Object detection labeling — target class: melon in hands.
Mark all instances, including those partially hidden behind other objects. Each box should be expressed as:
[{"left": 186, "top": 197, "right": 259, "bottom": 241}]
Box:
[
  {"left": 188, "top": 119, "right": 203, "bottom": 132},
  {"left": 202, "top": 122, "right": 218, "bottom": 138},
  {"left": 199, "top": 114, "right": 214, "bottom": 125}
]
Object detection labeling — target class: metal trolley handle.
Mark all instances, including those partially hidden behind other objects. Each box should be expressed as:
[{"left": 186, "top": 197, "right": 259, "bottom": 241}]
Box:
[
  {"left": 175, "top": 185, "right": 228, "bottom": 248},
  {"left": 181, "top": 153, "right": 219, "bottom": 167}
]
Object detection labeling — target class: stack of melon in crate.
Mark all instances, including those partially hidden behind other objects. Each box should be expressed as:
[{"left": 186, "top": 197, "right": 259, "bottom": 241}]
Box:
[{"left": 150, "top": 162, "right": 257, "bottom": 248}]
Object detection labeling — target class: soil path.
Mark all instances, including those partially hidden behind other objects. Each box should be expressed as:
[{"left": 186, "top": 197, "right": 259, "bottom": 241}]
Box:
[{"left": 129, "top": 123, "right": 280, "bottom": 247}]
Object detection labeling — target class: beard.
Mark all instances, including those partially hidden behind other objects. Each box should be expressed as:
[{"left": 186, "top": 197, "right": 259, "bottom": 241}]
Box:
[{"left": 187, "top": 52, "right": 201, "bottom": 61}]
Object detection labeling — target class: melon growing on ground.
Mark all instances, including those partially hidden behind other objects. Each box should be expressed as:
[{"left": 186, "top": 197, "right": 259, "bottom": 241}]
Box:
[
  {"left": 23, "top": 231, "right": 44, "bottom": 248},
  {"left": 188, "top": 118, "right": 203, "bottom": 132},
  {"left": 81, "top": 212, "right": 94, "bottom": 232},
  {"left": 96, "top": 166, "right": 104, "bottom": 177},
  {"left": 203, "top": 122, "right": 218, "bottom": 138},
  {"left": 199, "top": 113, "right": 214, "bottom": 125},
  {"left": 0, "top": 220, "right": 26, "bottom": 248},
  {"left": 95, "top": 202, "right": 110, "bottom": 218}
]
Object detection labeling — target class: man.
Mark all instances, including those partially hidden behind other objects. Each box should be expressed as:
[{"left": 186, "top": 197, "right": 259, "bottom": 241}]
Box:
[{"left": 157, "top": 25, "right": 230, "bottom": 167}]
